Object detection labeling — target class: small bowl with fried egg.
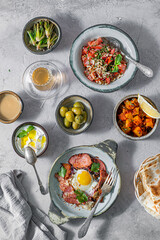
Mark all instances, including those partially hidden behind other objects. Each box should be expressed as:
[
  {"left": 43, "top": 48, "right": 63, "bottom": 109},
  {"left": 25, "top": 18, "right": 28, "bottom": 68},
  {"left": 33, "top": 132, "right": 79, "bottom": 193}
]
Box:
[{"left": 12, "top": 122, "right": 49, "bottom": 158}]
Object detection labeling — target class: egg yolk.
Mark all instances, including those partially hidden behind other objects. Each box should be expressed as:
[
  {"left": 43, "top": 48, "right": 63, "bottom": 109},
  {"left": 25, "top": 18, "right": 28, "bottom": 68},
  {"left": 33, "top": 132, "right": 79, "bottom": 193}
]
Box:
[{"left": 77, "top": 171, "right": 92, "bottom": 185}]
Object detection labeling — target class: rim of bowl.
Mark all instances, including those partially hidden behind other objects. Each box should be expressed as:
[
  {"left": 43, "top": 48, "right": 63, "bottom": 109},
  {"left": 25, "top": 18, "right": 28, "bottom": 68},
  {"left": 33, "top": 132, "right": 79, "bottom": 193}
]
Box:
[
  {"left": 69, "top": 24, "right": 139, "bottom": 93},
  {"left": 55, "top": 95, "right": 94, "bottom": 135},
  {"left": 113, "top": 94, "right": 159, "bottom": 140},
  {"left": 12, "top": 121, "right": 49, "bottom": 157},
  {"left": 0, "top": 91, "right": 24, "bottom": 124},
  {"left": 22, "top": 16, "right": 62, "bottom": 55}
]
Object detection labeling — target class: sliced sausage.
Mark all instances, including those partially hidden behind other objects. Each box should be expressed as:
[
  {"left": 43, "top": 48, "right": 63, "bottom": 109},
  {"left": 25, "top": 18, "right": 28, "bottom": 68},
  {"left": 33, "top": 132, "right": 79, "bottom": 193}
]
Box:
[
  {"left": 63, "top": 191, "right": 80, "bottom": 205},
  {"left": 62, "top": 163, "right": 71, "bottom": 179},
  {"left": 92, "top": 157, "right": 108, "bottom": 188},
  {"left": 69, "top": 153, "right": 92, "bottom": 169}
]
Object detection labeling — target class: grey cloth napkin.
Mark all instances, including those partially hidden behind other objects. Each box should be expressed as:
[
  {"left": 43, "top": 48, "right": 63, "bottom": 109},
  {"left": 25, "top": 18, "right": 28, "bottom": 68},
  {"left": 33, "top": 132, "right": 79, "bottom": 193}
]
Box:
[{"left": 0, "top": 170, "right": 67, "bottom": 240}]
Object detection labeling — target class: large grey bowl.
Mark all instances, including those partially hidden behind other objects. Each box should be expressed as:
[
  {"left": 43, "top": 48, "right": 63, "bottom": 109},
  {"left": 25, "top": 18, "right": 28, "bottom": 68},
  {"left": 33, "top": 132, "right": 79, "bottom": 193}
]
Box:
[
  {"left": 113, "top": 94, "right": 159, "bottom": 140},
  {"left": 48, "top": 139, "right": 121, "bottom": 221},
  {"left": 70, "top": 24, "right": 139, "bottom": 93},
  {"left": 23, "top": 16, "right": 61, "bottom": 55}
]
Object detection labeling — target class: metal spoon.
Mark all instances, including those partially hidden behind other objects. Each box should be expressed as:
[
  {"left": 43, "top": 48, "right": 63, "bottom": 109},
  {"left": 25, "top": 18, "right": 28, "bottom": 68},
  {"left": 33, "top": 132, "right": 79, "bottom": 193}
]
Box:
[
  {"left": 24, "top": 146, "right": 46, "bottom": 195},
  {"left": 103, "top": 37, "right": 153, "bottom": 78}
]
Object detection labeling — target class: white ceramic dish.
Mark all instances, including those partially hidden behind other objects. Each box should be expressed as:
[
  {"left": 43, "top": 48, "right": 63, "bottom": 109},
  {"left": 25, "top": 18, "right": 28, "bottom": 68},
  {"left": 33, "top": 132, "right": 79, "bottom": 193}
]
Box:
[
  {"left": 70, "top": 24, "right": 139, "bottom": 92},
  {"left": 48, "top": 140, "right": 121, "bottom": 219}
]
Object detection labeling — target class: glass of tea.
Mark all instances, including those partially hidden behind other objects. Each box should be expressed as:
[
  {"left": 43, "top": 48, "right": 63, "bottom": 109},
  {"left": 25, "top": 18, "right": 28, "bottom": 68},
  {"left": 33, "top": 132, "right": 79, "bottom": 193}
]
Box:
[{"left": 30, "top": 63, "right": 55, "bottom": 91}]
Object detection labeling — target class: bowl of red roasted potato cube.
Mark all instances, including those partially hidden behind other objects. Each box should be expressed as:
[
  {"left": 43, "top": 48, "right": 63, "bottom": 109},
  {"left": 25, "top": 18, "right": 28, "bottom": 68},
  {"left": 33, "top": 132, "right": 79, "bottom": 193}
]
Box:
[{"left": 113, "top": 94, "right": 159, "bottom": 140}]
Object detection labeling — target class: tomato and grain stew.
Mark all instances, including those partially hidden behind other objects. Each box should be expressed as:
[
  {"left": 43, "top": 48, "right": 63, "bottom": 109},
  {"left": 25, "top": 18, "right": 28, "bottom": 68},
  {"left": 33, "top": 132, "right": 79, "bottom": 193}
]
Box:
[{"left": 81, "top": 37, "right": 127, "bottom": 85}]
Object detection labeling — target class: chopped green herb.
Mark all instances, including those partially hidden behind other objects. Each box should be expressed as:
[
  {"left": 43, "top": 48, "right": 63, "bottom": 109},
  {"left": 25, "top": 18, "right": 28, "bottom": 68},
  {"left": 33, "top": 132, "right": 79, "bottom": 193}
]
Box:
[
  {"left": 114, "top": 54, "right": 122, "bottom": 66},
  {"left": 112, "top": 65, "right": 119, "bottom": 73},
  {"left": 8, "top": 69, "right": 11, "bottom": 72},
  {"left": 17, "top": 130, "right": 28, "bottom": 138},
  {"left": 58, "top": 166, "right": 67, "bottom": 177},
  {"left": 17, "top": 125, "right": 35, "bottom": 138},
  {"left": 27, "top": 125, "right": 35, "bottom": 132},
  {"left": 74, "top": 189, "right": 88, "bottom": 203},
  {"left": 91, "top": 162, "right": 100, "bottom": 172}
]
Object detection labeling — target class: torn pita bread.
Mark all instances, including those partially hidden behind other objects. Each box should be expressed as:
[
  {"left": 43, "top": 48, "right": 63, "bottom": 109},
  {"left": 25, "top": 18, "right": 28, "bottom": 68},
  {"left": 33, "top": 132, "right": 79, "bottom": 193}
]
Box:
[{"left": 134, "top": 154, "right": 160, "bottom": 219}]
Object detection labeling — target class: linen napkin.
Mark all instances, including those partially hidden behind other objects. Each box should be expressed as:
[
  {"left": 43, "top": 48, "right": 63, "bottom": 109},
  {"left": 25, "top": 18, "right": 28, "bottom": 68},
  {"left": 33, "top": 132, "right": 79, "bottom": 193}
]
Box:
[{"left": 0, "top": 170, "right": 67, "bottom": 240}]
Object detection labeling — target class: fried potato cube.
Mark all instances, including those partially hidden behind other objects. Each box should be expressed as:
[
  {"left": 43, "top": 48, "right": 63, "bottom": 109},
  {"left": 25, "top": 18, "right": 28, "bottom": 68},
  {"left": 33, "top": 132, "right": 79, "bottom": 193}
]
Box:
[
  {"left": 126, "top": 119, "right": 132, "bottom": 128},
  {"left": 133, "top": 116, "right": 142, "bottom": 126},
  {"left": 118, "top": 113, "right": 127, "bottom": 121},
  {"left": 124, "top": 100, "right": 135, "bottom": 110},
  {"left": 125, "top": 112, "right": 133, "bottom": 120},
  {"left": 121, "top": 126, "right": 131, "bottom": 134},
  {"left": 133, "top": 127, "right": 143, "bottom": 137},
  {"left": 132, "top": 107, "right": 139, "bottom": 116},
  {"left": 131, "top": 98, "right": 139, "bottom": 107},
  {"left": 145, "top": 118, "right": 154, "bottom": 128}
]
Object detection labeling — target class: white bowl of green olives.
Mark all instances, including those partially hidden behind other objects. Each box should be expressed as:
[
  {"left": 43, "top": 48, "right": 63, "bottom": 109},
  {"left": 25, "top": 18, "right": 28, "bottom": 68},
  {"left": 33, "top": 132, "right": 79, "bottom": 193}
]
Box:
[{"left": 55, "top": 95, "right": 94, "bottom": 134}]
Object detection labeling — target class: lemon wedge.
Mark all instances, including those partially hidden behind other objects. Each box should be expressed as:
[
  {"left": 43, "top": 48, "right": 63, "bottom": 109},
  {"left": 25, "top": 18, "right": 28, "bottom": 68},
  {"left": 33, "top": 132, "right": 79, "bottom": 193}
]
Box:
[{"left": 138, "top": 94, "right": 160, "bottom": 119}]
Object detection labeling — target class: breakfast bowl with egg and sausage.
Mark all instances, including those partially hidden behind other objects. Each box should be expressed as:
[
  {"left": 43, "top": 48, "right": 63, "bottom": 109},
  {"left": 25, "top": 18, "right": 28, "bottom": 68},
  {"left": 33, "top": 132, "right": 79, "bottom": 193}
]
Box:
[{"left": 48, "top": 139, "right": 121, "bottom": 220}]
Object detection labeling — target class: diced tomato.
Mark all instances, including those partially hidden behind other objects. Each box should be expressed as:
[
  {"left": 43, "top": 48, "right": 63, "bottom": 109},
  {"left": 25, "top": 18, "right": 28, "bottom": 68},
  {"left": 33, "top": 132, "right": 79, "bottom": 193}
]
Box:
[
  {"left": 95, "top": 78, "right": 102, "bottom": 83},
  {"left": 90, "top": 72, "right": 97, "bottom": 80},
  {"left": 93, "top": 44, "right": 104, "bottom": 50},
  {"left": 101, "top": 52, "right": 108, "bottom": 60},
  {"left": 88, "top": 37, "right": 103, "bottom": 47},
  {"left": 87, "top": 52, "right": 94, "bottom": 59},
  {"left": 82, "top": 47, "right": 88, "bottom": 55},
  {"left": 111, "top": 48, "right": 115, "bottom": 54},
  {"left": 105, "top": 77, "right": 110, "bottom": 84},
  {"left": 83, "top": 58, "right": 89, "bottom": 67},
  {"left": 113, "top": 72, "right": 119, "bottom": 77},
  {"left": 90, "top": 49, "right": 96, "bottom": 55},
  {"left": 105, "top": 56, "right": 113, "bottom": 64},
  {"left": 88, "top": 74, "right": 94, "bottom": 81},
  {"left": 118, "top": 64, "right": 126, "bottom": 74}
]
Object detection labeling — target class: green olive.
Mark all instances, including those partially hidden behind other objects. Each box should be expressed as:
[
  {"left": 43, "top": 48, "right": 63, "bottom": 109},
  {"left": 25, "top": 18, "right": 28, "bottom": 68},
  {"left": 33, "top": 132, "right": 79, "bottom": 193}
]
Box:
[
  {"left": 72, "top": 121, "right": 80, "bottom": 130},
  {"left": 60, "top": 106, "right": 68, "bottom": 117},
  {"left": 73, "top": 102, "right": 85, "bottom": 110},
  {"left": 75, "top": 115, "right": 84, "bottom": 124},
  {"left": 65, "top": 111, "right": 75, "bottom": 122},
  {"left": 82, "top": 111, "right": 87, "bottom": 123},
  {"left": 64, "top": 118, "right": 71, "bottom": 128},
  {"left": 72, "top": 107, "right": 83, "bottom": 115}
]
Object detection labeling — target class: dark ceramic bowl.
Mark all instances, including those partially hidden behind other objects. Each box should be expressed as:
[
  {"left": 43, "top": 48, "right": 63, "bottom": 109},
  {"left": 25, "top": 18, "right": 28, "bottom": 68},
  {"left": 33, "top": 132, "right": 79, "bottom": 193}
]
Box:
[
  {"left": 0, "top": 91, "right": 24, "bottom": 124},
  {"left": 113, "top": 94, "right": 159, "bottom": 140},
  {"left": 23, "top": 16, "right": 61, "bottom": 54},
  {"left": 55, "top": 95, "right": 94, "bottom": 135},
  {"left": 12, "top": 122, "right": 49, "bottom": 158}
]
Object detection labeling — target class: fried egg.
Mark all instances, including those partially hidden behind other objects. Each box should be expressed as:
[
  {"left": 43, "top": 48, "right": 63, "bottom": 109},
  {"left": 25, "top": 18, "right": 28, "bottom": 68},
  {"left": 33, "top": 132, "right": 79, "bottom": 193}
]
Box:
[{"left": 71, "top": 169, "right": 98, "bottom": 195}]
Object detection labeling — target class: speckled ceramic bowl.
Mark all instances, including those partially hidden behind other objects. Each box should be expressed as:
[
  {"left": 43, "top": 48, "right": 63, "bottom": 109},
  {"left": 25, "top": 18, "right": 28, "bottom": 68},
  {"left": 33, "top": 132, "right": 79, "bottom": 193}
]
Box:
[
  {"left": 12, "top": 122, "right": 49, "bottom": 158},
  {"left": 70, "top": 24, "right": 139, "bottom": 93},
  {"left": 48, "top": 140, "right": 121, "bottom": 220},
  {"left": 55, "top": 95, "right": 94, "bottom": 135},
  {"left": 23, "top": 17, "right": 61, "bottom": 54},
  {"left": 113, "top": 94, "right": 159, "bottom": 140}
]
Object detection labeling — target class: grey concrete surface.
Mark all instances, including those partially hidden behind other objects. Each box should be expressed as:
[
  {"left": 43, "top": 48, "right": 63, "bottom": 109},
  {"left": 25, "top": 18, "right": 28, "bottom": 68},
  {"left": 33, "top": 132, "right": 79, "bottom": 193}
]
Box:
[{"left": 0, "top": 0, "right": 160, "bottom": 239}]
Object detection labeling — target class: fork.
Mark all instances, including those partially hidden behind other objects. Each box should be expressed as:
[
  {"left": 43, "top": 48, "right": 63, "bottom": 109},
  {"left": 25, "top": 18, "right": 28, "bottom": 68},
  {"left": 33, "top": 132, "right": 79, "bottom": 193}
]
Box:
[{"left": 78, "top": 167, "right": 119, "bottom": 239}]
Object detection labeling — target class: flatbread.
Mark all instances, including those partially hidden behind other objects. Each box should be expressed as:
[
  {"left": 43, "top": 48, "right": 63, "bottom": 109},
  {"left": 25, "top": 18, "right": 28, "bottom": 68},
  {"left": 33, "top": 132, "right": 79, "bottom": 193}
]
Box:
[{"left": 134, "top": 154, "right": 160, "bottom": 219}]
